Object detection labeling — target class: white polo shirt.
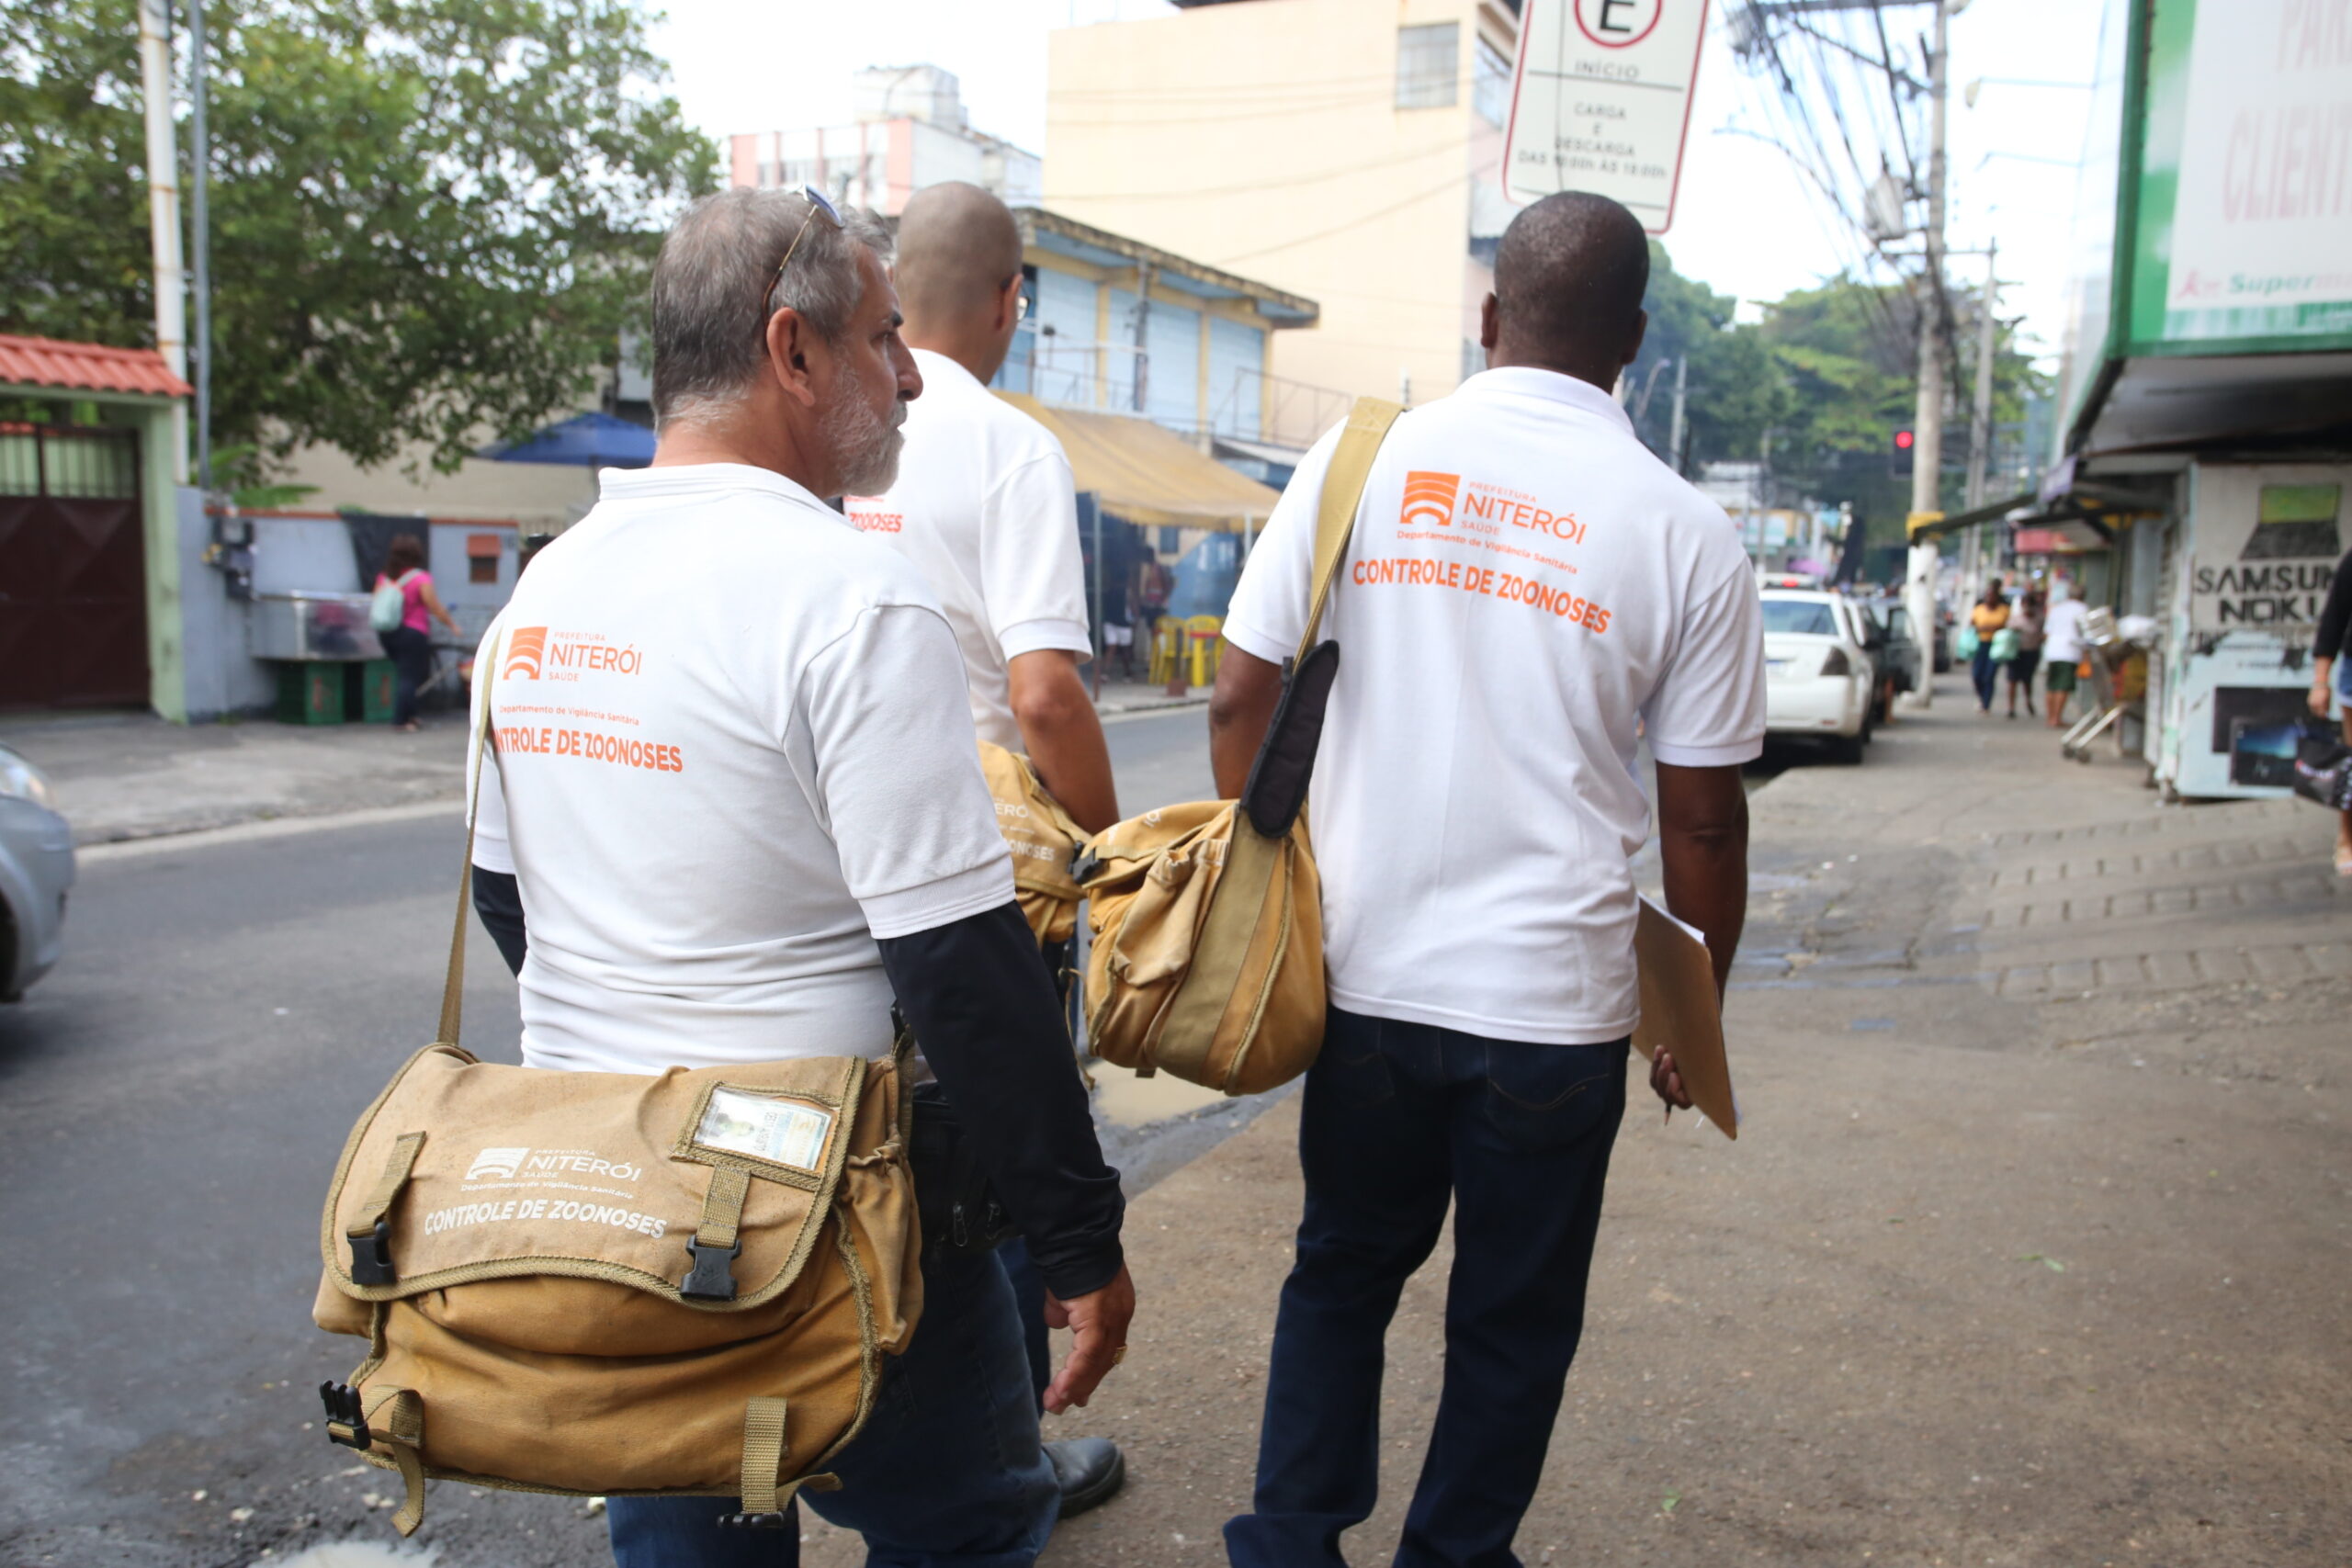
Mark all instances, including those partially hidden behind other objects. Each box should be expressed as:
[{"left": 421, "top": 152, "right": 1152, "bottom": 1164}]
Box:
[
  {"left": 842, "top": 348, "right": 1091, "bottom": 750},
  {"left": 468, "top": 463, "right": 1014, "bottom": 1075},
  {"left": 1221, "top": 367, "right": 1766, "bottom": 1044}
]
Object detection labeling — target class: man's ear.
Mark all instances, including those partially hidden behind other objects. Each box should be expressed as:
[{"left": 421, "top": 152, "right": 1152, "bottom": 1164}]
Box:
[
  {"left": 1478, "top": 292, "right": 1499, "bottom": 354},
  {"left": 1622, "top": 308, "right": 1649, "bottom": 371},
  {"left": 764, "top": 308, "right": 821, "bottom": 407}
]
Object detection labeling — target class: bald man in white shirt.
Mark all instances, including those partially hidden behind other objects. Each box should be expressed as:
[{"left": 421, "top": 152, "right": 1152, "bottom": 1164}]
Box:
[
  {"left": 1210, "top": 191, "right": 1764, "bottom": 1568},
  {"left": 843, "top": 181, "right": 1126, "bottom": 1519},
  {"left": 845, "top": 183, "right": 1118, "bottom": 834}
]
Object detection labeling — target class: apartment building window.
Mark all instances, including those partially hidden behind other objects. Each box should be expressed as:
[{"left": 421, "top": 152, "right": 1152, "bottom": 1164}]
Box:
[
  {"left": 1396, "top": 22, "right": 1459, "bottom": 109},
  {"left": 1475, "top": 36, "right": 1511, "bottom": 127}
]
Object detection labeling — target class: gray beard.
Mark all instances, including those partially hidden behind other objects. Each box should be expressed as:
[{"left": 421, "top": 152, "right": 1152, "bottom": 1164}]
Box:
[{"left": 826, "top": 394, "right": 905, "bottom": 497}]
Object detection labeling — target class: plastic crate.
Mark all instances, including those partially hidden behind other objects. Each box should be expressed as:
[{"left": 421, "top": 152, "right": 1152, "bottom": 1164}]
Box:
[
  {"left": 275, "top": 662, "right": 345, "bottom": 725},
  {"left": 351, "top": 659, "right": 398, "bottom": 724}
]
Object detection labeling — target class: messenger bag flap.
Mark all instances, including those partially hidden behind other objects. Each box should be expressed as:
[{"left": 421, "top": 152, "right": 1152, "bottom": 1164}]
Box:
[{"left": 321, "top": 1044, "right": 871, "bottom": 1311}]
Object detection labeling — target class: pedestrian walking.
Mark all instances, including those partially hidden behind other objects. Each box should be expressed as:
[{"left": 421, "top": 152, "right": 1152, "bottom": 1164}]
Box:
[
  {"left": 2005, "top": 589, "right": 2043, "bottom": 718},
  {"left": 1967, "top": 579, "right": 2011, "bottom": 713},
  {"left": 373, "top": 534, "right": 459, "bottom": 730},
  {"left": 2041, "top": 585, "right": 2091, "bottom": 728},
  {"left": 466, "top": 186, "right": 1134, "bottom": 1568},
  {"left": 2311, "top": 545, "right": 2352, "bottom": 876},
  {"left": 1207, "top": 191, "right": 1764, "bottom": 1568},
  {"left": 841, "top": 180, "right": 1126, "bottom": 1516}
]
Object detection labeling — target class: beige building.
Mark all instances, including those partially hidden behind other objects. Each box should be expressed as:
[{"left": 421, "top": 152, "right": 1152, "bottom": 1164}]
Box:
[{"left": 1046, "top": 0, "right": 1521, "bottom": 445}]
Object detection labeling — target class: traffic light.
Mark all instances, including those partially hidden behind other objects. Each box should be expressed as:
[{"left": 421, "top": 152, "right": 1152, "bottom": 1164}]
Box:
[{"left": 1889, "top": 428, "right": 1915, "bottom": 479}]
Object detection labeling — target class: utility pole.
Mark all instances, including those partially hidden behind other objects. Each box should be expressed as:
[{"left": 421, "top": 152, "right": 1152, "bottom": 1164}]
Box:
[
  {"left": 1667, "top": 355, "right": 1688, "bottom": 477},
  {"left": 188, "top": 0, "right": 214, "bottom": 497},
  {"left": 136, "top": 0, "right": 187, "bottom": 482},
  {"left": 1131, "top": 262, "right": 1151, "bottom": 416},
  {"left": 1901, "top": 0, "right": 1951, "bottom": 711},
  {"left": 1963, "top": 240, "right": 1999, "bottom": 511}
]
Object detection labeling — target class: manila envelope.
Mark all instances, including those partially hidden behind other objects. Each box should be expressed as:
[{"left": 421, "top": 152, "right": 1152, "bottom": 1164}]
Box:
[{"left": 1632, "top": 897, "right": 1738, "bottom": 1139}]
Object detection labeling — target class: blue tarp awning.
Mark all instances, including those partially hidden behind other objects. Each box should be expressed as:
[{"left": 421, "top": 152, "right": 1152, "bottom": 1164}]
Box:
[{"left": 480, "top": 411, "right": 655, "bottom": 468}]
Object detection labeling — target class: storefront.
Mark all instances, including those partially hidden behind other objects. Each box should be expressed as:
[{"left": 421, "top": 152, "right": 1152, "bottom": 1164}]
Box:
[{"left": 2031, "top": 0, "right": 2352, "bottom": 798}]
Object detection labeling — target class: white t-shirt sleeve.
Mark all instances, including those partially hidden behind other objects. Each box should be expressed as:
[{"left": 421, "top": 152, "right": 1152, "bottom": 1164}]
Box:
[
  {"left": 799, "top": 604, "right": 1016, "bottom": 939},
  {"left": 1644, "top": 562, "right": 1768, "bottom": 767},
  {"left": 1220, "top": 424, "right": 1346, "bottom": 666},
  {"left": 982, "top": 451, "right": 1094, "bottom": 662},
  {"left": 467, "top": 619, "right": 514, "bottom": 875}
]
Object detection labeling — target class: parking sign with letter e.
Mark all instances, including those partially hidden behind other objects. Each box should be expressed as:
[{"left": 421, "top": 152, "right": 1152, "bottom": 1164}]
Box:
[{"left": 1502, "top": 0, "right": 1712, "bottom": 231}]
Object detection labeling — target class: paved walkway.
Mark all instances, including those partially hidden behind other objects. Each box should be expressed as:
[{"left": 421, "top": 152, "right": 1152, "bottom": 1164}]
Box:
[{"left": 805, "top": 680, "right": 2352, "bottom": 1568}]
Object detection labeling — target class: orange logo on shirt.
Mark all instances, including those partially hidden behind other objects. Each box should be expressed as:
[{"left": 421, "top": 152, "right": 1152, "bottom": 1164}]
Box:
[
  {"left": 503, "top": 626, "right": 548, "bottom": 680},
  {"left": 1401, "top": 471, "right": 1461, "bottom": 528}
]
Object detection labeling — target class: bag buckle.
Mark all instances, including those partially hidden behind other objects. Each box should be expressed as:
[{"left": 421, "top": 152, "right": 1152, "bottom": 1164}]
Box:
[
  {"left": 1068, "top": 848, "right": 1101, "bottom": 883},
  {"left": 680, "top": 1237, "right": 742, "bottom": 1302},
  {"left": 319, "top": 1382, "right": 371, "bottom": 1450},
  {"left": 348, "top": 1220, "right": 398, "bottom": 1286},
  {"left": 718, "top": 1510, "right": 793, "bottom": 1529}
]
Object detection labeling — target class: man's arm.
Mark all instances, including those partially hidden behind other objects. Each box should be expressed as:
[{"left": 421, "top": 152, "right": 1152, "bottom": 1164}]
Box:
[
  {"left": 471, "top": 869, "right": 528, "bottom": 976},
  {"left": 1655, "top": 762, "right": 1748, "bottom": 994},
  {"left": 1649, "top": 761, "right": 1749, "bottom": 1111},
  {"left": 1208, "top": 646, "right": 1285, "bottom": 799},
  {"left": 1007, "top": 649, "right": 1120, "bottom": 833},
  {"left": 876, "top": 903, "right": 1133, "bottom": 1413}
]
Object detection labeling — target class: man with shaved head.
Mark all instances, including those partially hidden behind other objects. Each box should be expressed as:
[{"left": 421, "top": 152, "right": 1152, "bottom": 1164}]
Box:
[
  {"left": 847, "top": 183, "right": 1118, "bottom": 833},
  {"left": 1209, "top": 190, "right": 1765, "bottom": 1567},
  {"left": 842, "top": 181, "right": 1127, "bottom": 1520}
]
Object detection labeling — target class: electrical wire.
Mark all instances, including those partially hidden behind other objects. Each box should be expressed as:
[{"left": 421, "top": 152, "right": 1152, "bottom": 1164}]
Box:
[
  {"left": 1212, "top": 159, "right": 1499, "bottom": 269},
  {"left": 1046, "top": 137, "right": 1472, "bottom": 202}
]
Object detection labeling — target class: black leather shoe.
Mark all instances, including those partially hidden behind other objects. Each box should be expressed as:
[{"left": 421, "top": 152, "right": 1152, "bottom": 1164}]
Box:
[{"left": 1047, "top": 1437, "right": 1125, "bottom": 1518}]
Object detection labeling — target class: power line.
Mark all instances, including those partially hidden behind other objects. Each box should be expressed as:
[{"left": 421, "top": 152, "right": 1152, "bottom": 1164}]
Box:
[
  {"left": 1046, "top": 138, "right": 1470, "bottom": 203},
  {"left": 1214, "top": 160, "right": 1498, "bottom": 269}
]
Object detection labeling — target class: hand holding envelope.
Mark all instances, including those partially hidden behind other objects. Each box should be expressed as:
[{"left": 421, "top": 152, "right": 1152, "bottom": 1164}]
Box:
[{"left": 1632, "top": 896, "right": 1740, "bottom": 1140}]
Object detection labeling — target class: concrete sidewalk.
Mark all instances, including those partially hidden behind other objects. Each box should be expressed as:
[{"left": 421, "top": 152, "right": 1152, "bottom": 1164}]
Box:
[
  {"left": 793, "top": 679, "right": 2351, "bottom": 1568},
  {"left": 0, "top": 711, "right": 473, "bottom": 846}
]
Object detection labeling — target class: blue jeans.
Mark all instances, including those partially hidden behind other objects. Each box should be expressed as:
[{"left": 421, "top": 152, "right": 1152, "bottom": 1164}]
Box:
[
  {"left": 1224, "top": 1010, "right": 1629, "bottom": 1568},
  {"left": 607, "top": 1244, "right": 1057, "bottom": 1568},
  {"left": 1971, "top": 645, "right": 1999, "bottom": 709}
]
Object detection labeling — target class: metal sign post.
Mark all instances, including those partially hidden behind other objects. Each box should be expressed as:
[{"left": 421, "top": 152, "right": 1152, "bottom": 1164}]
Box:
[{"left": 1502, "top": 0, "right": 1713, "bottom": 232}]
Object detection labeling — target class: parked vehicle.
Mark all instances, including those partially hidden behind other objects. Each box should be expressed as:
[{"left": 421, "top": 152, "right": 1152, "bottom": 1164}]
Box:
[
  {"left": 1860, "top": 595, "right": 1926, "bottom": 720},
  {"left": 1760, "top": 589, "right": 1877, "bottom": 763},
  {"left": 0, "top": 745, "right": 74, "bottom": 999}
]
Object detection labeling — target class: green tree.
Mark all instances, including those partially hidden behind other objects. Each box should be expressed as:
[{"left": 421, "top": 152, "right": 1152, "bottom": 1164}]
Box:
[
  {"left": 0, "top": 0, "right": 716, "bottom": 472},
  {"left": 1624, "top": 243, "right": 1794, "bottom": 473}
]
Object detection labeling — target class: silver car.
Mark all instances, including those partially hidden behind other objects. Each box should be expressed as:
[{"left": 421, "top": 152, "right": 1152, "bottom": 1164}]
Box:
[{"left": 0, "top": 745, "right": 74, "bottom": 999}]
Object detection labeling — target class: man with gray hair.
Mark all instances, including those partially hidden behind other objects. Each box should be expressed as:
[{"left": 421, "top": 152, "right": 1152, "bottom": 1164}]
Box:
[{"left": 467, "top": 186, "right": 1135, "bottom": 1567}]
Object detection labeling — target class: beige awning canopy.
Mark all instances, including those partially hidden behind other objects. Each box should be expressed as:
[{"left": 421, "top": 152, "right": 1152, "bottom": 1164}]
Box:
[{"left": 996, "top": 394, "right": 1282, "bottom": 534}]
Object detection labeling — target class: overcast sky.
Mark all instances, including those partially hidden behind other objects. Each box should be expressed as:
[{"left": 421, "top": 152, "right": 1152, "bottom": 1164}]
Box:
[{"left": 649, "top": 0, "right": 2108, "bottom": 367}]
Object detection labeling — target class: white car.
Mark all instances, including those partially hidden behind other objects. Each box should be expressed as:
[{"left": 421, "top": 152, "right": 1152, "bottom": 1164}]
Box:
[{"left": 1760, "top": 589, "right": 1877, "bottom": 762}]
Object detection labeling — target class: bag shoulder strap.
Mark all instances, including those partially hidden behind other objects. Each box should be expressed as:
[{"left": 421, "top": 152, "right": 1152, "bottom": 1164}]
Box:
[
  {"left": 436, "top": 629, "right": 502, "bottom": 1047},
  {"left": 1295, "top": 396, "right": 1405, "bottom": 662}
]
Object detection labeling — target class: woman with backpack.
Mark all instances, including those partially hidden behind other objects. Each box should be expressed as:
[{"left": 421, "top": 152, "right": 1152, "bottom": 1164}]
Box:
[{"left": 373, "top": 534, "right": 460, "bottom": 731}]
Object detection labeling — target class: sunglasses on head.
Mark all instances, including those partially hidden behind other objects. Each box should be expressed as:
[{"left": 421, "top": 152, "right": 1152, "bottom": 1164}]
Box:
[{"left": 760, "top": 184, "right": 845, "bottom": 320}]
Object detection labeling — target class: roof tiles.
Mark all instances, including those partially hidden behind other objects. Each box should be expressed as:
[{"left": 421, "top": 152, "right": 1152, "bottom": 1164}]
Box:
[{"left": 0, "top": 333, "right": 192, "bottom": 398}]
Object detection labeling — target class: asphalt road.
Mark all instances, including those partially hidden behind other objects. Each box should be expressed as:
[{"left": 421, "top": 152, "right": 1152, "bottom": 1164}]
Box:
[
  {"left": 0, "top": 701, "right": 1799, "bottom": 1567},
  {"left": 0, "top": 705, "right": 1227, "bottom": 1568}
]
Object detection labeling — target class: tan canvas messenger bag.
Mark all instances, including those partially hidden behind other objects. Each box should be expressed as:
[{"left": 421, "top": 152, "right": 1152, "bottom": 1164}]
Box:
[
  {"left": 311, "top": 651, "right": 922, "bottom": 1538},
  {"left": 1073, "top": 396, "right": 1403, "bottom": 1096},
  {"left": 977, "top": 739, "right": 1090, "bottom": 947}
]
